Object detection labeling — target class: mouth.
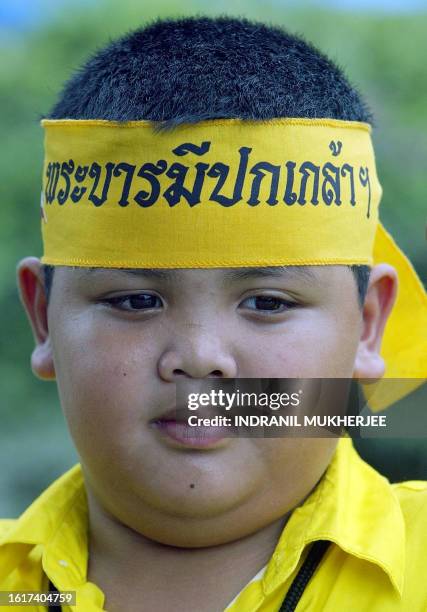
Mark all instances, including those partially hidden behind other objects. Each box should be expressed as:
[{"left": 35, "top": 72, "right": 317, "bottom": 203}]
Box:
[{"left": 149, "top": 406, "right": 236, "bottom": 449}]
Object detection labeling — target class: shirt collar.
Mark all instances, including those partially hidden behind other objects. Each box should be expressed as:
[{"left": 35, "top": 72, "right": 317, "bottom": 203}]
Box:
[
  {"left": 0, "top": 438, "right": 405, "bottom": 599},
  {"left": 262, "top": 437, "right": 405, "bottom": 597},
  {"left": 0, "top": 463, "right": 104, "bottom": 607}
]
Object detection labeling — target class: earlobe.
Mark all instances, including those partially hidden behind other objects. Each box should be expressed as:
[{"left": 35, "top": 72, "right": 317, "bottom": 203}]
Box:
[
  {"left": 16, "top": 256, "right": 56, "bottom": 381},
  {"left": 353, "top": 264, "right": 398, "bottom": 380},
  {"left": 31, "top": 337, "right": 56, "bottom": 381}
]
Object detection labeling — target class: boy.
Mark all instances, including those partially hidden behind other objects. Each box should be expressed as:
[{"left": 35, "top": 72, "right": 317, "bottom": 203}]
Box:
[{"left": 1, "top": 16, "right": 426, "bottom": 611}]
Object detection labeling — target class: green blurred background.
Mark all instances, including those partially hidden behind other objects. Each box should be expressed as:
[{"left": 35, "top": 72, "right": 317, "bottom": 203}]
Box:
[{"left": 1, "top": 0, "right": 426, "bottom": 516}]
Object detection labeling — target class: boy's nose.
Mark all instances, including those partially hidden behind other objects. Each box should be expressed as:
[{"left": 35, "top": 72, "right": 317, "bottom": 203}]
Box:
[{"left": 157, "top": 325, "right": 238, "bottom": 381}]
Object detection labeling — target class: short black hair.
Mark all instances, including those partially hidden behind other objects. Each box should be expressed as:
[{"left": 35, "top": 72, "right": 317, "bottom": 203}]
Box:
[{"left": 43, "top": 16, "right": 371, "bottom": 304}]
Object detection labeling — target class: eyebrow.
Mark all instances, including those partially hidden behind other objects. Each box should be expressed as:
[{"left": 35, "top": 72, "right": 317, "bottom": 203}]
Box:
[
  {"left": 76, "top": 265, "right": 317, "bottom": 284},
  {"left": 78, "top": 267, "right": 174, "bottom": 281},
  {"left": 221, "top": 266, "right": 316, "bottom": 283}
]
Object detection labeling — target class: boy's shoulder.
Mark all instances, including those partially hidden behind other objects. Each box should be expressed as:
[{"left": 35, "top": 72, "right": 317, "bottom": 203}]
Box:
[
  {"left": 0, "top": 519, "right": 16, "bottom": 538},
  {"left": 0, "top": 463, "right": 85, "bottom": 549},
  {"left": 386, "top": 480, "right": 427, "bottom": 603},
  {"left": 392, "top": 479, "right": 427, "bottom": 495},
  {"left": 391, "top": 480, "right": 427, "bottom": 523}
]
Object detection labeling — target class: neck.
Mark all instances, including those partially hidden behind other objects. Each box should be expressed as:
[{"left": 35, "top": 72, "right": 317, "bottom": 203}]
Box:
[{"left": 86, "top": 489, "right": 288, "bottom": 612}]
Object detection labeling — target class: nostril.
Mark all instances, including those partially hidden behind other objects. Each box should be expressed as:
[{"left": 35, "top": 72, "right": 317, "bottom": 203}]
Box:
[{"left": 173, "top": 369, "right": 224, "bottom": 377}]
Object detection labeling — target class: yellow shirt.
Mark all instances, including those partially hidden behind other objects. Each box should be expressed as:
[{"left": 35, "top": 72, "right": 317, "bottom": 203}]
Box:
[{"left": 1, "top": 438, "right": 427, "bottom": 611}]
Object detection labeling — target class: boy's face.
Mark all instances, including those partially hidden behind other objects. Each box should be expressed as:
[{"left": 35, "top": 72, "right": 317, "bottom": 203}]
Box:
[{"left": 17, "top": 260, "right": 396, "bottom": 546}]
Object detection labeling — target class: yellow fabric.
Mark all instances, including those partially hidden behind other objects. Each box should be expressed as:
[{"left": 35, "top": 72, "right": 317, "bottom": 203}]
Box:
[
  {"left": 363, "top": 223, "right": 427, "bottom": 410},
  {"left": 1, "top": 438, "right": 427, "bottom": 611},
  {"left": 38, "top": 117, "right": 426, "bottom": 406},
  {"left": 40, "top": 118, "right": 381, "bottom": 269}
]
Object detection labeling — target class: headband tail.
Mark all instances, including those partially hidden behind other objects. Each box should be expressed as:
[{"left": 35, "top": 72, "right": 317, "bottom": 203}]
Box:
[{"left": 364, "top": 222, "right": 426, "bottom": 411}]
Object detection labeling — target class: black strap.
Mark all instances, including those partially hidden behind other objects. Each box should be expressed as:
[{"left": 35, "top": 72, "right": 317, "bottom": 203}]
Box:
[
  {"left": 47, "top": 580, "right": 62, "bottom": 611},
  {"left": 47, "top": 540, "right": 330, "bottom": 612},
  {"left": 279, "top": 540, "right": 330, "bottom": 612}
]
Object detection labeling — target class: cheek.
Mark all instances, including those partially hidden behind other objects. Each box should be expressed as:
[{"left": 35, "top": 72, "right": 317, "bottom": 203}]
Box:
[
  {"left": 50, "top": 317, "right": 156, "bottom": 456},
  {"left": 245, "top": 312, "right": 360, "bottom": 377}
]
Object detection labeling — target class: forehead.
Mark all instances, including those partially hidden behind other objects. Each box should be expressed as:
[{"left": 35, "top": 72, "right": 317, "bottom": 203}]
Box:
[{"left": 61, "top": 265, "right": 320, "bottom": 285}]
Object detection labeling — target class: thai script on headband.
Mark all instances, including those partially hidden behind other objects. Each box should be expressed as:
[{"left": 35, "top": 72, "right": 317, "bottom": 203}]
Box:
[{"left": 44, "top": 140, "right": 373, "bottom": 218}]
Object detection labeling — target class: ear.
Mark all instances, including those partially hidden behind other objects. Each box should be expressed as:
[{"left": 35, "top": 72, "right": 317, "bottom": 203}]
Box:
[
  {"left": 16, "top": 256, "right": 56, "bottom": 381},
  {"left": 353, "top": 263, "right": 398, "bottom": 379}
]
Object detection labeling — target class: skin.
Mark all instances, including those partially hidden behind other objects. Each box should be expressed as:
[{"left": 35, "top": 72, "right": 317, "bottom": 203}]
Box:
[{"left": 16, "top": 259, "right": 397, "bottom": 611}]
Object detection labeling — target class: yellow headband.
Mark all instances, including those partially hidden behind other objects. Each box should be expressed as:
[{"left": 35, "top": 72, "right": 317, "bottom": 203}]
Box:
[
  {"left": 40, "top": 118, "right": 426, "bottom": 408},
  {"left": 41, "top": 118, "right": 380, "bottom": 267}
]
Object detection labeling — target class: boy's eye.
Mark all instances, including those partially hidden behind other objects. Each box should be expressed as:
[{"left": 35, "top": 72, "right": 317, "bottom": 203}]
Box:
[
  {"left": 102, "top": 294, "right": 162, "bottom": 311},
  {"left": 241, "top": 295, "right": 297, "bottom": 313}
]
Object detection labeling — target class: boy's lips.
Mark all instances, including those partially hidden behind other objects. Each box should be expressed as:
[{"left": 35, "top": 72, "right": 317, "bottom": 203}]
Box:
[{"left": 149, "top": 405, "right": 235, "bottom": 449}]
